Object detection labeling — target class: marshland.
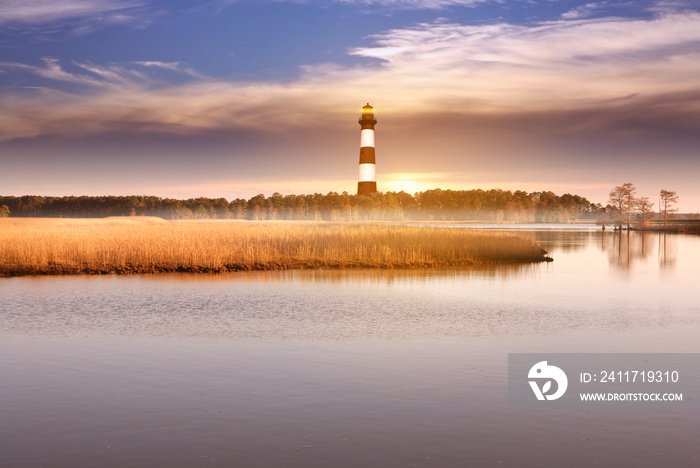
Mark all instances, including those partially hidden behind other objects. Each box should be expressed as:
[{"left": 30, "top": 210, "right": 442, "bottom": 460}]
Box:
[{"left": 0, "top": 217, "right": 550, "bottom": 276}]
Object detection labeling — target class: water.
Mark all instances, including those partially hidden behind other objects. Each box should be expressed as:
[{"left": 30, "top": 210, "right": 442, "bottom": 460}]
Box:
[{"left": 2, "top": 227, "right": 700, "bottom": 467}]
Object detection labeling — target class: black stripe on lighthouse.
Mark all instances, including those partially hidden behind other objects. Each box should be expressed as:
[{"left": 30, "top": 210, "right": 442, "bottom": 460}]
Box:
[{"left": 359, "top": 147, "right": 375, "bottom": 164}]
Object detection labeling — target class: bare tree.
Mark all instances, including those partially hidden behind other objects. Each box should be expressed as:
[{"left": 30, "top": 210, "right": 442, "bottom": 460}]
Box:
[
  {"left": 635, "top": 197, "right": 655, "bottom": 226},
  {"left": 609, "top": 183, "right": 636, "bottom": 228},
  {"left": 659, "top": 189, "right": 679, "bottom": 227}
]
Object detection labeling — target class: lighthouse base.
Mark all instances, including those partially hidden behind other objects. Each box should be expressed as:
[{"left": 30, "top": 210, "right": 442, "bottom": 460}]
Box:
[{"left": 357, "top": 181, "right": 377, "bottom": 195}]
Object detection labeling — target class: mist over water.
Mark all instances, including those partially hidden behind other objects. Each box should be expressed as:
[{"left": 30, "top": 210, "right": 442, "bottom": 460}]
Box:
[{"left": 2, "top": 226, "right": 699, "bottom": 467}]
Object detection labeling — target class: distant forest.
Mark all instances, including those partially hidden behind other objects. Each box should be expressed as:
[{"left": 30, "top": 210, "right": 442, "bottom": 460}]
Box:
[{"left": 0, "top": 189, "right": 607, "bottom": 222}]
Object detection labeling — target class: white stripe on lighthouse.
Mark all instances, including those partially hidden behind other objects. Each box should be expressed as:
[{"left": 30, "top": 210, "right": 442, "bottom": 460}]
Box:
[
  {"left": 359, "top": 163, "right": 376, "bottom": 182},
  {"left": 360, "top": 129, "right": 375, "bottom": 148}
]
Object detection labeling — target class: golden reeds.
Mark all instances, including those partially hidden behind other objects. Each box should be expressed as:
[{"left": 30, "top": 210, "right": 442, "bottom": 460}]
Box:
[{"left": 0, "top": 218, "right": 550, "bottom": 276}]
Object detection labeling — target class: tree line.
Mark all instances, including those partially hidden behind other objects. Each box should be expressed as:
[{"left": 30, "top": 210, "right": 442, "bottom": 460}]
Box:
[{"left": 0, "top": 189, "right": 605, "bottom": 222}]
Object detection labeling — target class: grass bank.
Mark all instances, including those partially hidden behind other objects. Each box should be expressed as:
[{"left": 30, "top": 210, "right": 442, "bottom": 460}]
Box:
[
  {"left": 631, "top": 220, "right": 700, "bottom": 233},
  {"left": 0, "top": 218, "right": 551, "bottom": 276}
]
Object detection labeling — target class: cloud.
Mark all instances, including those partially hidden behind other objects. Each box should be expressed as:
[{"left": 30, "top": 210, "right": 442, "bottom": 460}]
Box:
[
  {"left": 0, "top": 0, "right": 143, "bottom": 24},
  {"left": 347, "top": 13, "right": 700, "bottom": 111},
  {"left": 561, "top": 2, "right": 607, "bottom": 20},
  {"left": 0, "top": 57, "right": 205, "bottom": 91},
  {"left": 133, "top": 61, "right": 182, "bottom": 71},
  {"left": 217, "top": 0, "right": 492, "bottom": 10},
  {"left": 133, "top": 61, "right": 207, "bottom": 79},
  {"left": 1, "top": 11, "right": 699, "bottom": 142},
  {"left": 649, "top": 0, "right": 699, "bottom": 15},
  {"left": 334, "top": 0, "right": 490, "bottom": 9},
  {"left": 0, "top": 58, "right": 147, "bottom": 88},
  {"left": 0, "top": 58, "right": 104, "bottom": 87}
]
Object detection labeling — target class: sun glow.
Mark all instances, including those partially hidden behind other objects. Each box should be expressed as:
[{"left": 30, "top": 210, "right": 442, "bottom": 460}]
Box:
[{"left": 384, "top": 174, "right": 431, "bottom": 194}]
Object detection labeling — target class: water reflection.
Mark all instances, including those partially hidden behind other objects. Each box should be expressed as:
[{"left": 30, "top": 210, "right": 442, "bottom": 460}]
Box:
[
  {"left": 526, "top": 229, "right": 600, "bottom": 253},
  {"left": 514, "top": 228, "right": 686, "bottom": 273},
  {"left": 600, "top": 231, "right": 677, "bottom": 271},
  {"left": 658, "top": 233, "right": 678, "bottom": 270},
  {"left": 137, "top": 263, "right": 542, "bottom": 284},
  {"left": 460, "top": 226, "right": 692, "bottom": 275}
]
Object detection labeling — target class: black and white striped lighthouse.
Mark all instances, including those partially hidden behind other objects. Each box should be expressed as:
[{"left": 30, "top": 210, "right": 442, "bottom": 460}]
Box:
[{"left": 357, "top": 103, "right": 377, "bottom": 195}]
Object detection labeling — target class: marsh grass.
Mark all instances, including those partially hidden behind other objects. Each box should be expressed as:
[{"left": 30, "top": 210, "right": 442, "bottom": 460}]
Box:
[{"left": 0, "top": 218, "right": 549, "bottom": 276}]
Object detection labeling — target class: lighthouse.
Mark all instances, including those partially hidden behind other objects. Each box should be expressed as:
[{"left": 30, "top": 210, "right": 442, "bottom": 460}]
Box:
[{"left": 357, "top": 103, "right": 377, "bottom": 195}]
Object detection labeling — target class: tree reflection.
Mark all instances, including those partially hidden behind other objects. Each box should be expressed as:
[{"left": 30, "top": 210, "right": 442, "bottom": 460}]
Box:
[
  {"left": 658, "top": 233, "right": 677, "bottom": 270},
  {"left": 606, "top": 231, "right": 677, "bottom": 271}
]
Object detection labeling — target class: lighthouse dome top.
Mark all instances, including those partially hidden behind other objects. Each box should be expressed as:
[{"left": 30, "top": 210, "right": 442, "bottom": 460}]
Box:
[{"left": 362, "top": 103, "right": 374, "bottom": 114}]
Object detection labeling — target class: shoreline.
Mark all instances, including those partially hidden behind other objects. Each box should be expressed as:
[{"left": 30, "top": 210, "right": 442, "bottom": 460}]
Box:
[{"left": 2, "top": 259, "right": 552, "bottom": 278}]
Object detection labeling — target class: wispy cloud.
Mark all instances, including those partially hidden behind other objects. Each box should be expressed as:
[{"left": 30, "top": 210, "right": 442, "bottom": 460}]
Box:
[
  {"left": 133, "top": 61, "right": 207, "bottom": 79},
  {"left": 0, "top": 57, "right": 204, "bottom": 90},
  {"left": 335, "top": 0, "right": 491, "bottom": 9},
  {"left": 0, "top": 0, "right": 144, "bottom": 25},
  {"left": 649, "top": 0, "right": 699, "bottom": 15},
  {"left": 0, "top": 58, "right": 145, "bottom": 88},
  {"left": 218, "top": 0, "right": 492, "bottom": 10},
  {"left": 133, "top": 61, "right": 182, "bottom": 71},
  {"left": 0, "top": 58, "right": 100, "bottom": 87},
  {"left": 561, "top": 2, "right": 608, "bottom": 20}
]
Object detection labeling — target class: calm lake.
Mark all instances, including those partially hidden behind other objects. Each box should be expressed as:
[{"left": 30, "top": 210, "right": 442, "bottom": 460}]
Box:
[{"left": 2, "top": 226, "right": 699, "bottom": 467}]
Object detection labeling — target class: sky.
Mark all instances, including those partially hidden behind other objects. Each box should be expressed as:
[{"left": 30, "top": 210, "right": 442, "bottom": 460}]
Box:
[{"left": 0, "top": 0, "right": 699, "bottom": 211}]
